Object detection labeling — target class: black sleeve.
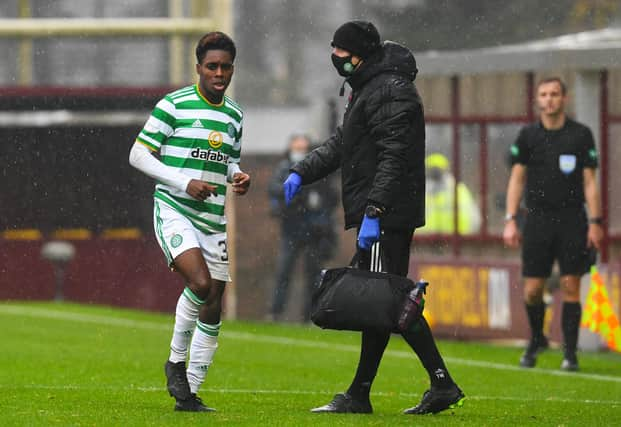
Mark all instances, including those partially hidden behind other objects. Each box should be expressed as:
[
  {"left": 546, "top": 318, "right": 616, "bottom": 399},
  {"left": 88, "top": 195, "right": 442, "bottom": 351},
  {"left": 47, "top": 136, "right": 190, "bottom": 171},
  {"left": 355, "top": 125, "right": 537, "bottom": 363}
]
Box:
[
  {"left": 510, "top": 127, "right": 530, "bottom": 166},
  {"left": 321, "top": 175, "right": 340, "bottom": 214},
  {"left": 581, "top": 126, "right": 598, "bottom": 169},
  {"left": 291, "top": 127, "right": 342, "bottom": 184},
  {"left": 365, "top": 80, "right": 417, "bottom": 208}
]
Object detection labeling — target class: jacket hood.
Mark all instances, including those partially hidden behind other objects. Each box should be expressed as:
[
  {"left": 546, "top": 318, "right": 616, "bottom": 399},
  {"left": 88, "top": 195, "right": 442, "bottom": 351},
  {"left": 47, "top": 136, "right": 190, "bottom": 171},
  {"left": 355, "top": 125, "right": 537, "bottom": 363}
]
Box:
[{"left": 347, "top": 41, "right": 418, "bottom": 90}]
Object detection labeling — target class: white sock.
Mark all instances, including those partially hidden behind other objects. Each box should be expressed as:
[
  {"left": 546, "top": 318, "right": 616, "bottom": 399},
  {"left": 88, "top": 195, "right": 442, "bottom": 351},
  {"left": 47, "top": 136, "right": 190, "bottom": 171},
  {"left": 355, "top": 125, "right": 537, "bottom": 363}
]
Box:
[
  {"left": 187, "top": 320, "right": 220, "bottom": 394},
  {"left": 168, "top": 287, "right": 202, "bottom": 363}
]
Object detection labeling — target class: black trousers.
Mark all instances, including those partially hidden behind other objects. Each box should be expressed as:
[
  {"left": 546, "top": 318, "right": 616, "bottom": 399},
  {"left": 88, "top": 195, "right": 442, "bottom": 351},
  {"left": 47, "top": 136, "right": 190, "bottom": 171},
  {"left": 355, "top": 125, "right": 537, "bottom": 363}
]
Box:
[
  {"left": 354, "top": 228, "right": 412, "bottom": 275},
  {"left": 347, "top": 228, "right": 453, "bottom": 399}
]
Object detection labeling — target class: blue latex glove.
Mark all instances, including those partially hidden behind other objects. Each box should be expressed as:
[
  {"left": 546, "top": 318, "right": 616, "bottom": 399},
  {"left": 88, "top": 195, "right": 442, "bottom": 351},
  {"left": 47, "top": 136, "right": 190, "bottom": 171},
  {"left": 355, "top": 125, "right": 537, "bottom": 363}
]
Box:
[
  {"left": 357, "top": 215, "right": 380, "bottom": 250},
  {"left": 283, "top": 172, "right": 302, "bottom": 206}
]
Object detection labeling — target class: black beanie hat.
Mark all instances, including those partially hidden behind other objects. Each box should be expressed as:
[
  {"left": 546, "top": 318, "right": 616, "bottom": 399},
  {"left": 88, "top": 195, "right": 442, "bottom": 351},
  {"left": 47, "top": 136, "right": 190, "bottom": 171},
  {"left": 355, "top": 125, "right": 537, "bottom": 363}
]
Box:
[{"left": 331, "top": 20, "right": 381, "bottom": 59}]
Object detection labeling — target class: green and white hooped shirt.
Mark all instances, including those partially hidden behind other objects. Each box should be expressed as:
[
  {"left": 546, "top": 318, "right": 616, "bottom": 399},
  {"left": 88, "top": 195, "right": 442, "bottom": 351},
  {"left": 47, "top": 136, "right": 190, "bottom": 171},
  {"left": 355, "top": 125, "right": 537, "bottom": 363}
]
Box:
[{"left": 136, "top": 84, "right": 242, "bottom": 234}]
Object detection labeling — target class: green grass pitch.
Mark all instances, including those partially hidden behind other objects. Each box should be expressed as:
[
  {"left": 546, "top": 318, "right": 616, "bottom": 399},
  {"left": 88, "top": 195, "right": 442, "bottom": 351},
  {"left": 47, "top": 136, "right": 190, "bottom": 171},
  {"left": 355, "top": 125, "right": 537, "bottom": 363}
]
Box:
[{"left": 1, "top": 301, "right": 620, "bottom": 426}]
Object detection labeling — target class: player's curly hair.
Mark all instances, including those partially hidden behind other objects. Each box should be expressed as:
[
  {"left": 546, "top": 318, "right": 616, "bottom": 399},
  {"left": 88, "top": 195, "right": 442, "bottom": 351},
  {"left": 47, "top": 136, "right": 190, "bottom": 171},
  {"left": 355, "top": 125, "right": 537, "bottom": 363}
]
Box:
[{"left": 195, "top": 31, "right": 237, "bottom": 64}]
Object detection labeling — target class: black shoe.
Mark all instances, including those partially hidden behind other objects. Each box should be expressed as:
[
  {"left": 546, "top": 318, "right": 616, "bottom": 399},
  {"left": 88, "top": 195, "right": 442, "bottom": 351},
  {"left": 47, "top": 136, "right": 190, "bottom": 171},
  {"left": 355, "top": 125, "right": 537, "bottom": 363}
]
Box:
[
  {"left": 310, "top": 392, "right": 372, "bottom": 414},
  {"left": 519, "top": 336, "right": 549, "bottom": 368},
  {"left": 561, "top": 353, "right": 579, "bottom": 371},
  {"left": 404, "top": 384, "right": 465, "bottom": 415},
  {"left": 164, "top": 360, "right": 191, "bottom": 401},
  {"left": 174, "top": 394, "right": 216, "bottom": 412}
]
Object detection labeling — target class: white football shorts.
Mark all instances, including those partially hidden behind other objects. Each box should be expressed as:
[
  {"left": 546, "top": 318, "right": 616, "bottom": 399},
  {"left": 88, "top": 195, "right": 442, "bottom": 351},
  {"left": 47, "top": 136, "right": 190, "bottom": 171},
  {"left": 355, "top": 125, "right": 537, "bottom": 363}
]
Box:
[{"left": 153, "top": 199, "right": 231, "bottom": 282}]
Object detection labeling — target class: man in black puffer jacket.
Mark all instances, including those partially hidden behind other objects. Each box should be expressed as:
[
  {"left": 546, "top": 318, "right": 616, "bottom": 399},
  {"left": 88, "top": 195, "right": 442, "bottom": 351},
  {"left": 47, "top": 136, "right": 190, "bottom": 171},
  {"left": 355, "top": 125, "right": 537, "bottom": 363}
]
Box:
[{"left": 283, "top": 21, "right": 464, "bottom": 415}]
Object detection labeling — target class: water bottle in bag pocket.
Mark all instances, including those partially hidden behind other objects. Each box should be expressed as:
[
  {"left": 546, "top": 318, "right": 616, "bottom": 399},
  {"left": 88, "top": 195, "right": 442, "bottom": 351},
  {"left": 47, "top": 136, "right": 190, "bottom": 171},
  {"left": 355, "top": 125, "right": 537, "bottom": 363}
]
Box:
[{"left": 397, "top": 280, "right": 428, "bottom": 332}]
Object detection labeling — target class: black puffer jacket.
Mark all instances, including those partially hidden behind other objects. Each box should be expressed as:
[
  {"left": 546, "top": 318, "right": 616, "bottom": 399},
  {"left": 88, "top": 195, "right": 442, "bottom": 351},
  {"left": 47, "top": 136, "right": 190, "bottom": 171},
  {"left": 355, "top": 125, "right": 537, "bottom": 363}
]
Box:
[{"left": 292, "top": 41, "right": 425, "bottom": 231}]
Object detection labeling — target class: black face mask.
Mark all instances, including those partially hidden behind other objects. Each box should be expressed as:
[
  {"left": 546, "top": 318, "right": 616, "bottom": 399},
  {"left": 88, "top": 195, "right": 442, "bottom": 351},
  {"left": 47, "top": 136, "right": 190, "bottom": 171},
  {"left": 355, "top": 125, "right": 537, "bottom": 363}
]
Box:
[
  {"left": 331, "top": 53, "right": 355, "bottom": 77},
  {"left": 428, "top": 168, "right": 444, "bottom": 182}
]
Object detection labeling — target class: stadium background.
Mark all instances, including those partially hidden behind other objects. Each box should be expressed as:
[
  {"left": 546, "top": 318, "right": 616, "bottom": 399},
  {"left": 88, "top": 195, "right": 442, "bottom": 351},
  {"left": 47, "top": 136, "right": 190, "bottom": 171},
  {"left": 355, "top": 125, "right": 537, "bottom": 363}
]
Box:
[{"left": 1, "top": 0, "right": 621, "bottom": 346}]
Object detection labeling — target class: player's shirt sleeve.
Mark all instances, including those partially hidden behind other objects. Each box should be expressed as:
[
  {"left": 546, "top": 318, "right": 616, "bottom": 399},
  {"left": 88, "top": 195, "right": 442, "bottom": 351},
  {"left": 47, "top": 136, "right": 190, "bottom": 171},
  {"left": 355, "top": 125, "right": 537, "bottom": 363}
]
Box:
[
  {"left": 229, "top": 119, "right": 242, "bottom": 164},
  {"left": 581, "top": 126, "right": 598, "bottom": 169},
  {"left": 136, "top": 96, "right": 176, "bottom": 152},
  {"left": 510, "top": 127, "right": 530, "bottom": 166}
]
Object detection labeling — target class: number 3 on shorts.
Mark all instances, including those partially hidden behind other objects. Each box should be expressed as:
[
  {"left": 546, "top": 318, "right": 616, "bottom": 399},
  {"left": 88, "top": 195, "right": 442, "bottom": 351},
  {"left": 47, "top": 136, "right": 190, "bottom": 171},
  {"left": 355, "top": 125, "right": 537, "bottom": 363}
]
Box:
[{"left": 218, "top": 240, "right": 228, "bottom": 262}]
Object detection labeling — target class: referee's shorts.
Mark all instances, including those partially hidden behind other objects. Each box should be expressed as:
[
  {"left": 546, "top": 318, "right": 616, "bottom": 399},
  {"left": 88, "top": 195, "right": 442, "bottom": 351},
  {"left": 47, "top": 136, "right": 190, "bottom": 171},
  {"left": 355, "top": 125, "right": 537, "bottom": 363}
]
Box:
[{"left": 521, "top": 207, "right": 591, "bottom": 278}]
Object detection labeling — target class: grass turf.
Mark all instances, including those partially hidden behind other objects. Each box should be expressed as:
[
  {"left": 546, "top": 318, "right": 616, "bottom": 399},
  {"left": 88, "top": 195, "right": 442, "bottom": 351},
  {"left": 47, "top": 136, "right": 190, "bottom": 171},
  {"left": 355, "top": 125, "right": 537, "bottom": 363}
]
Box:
[{"left": 1, "top": 301, "right": 620, "bottom": 426}]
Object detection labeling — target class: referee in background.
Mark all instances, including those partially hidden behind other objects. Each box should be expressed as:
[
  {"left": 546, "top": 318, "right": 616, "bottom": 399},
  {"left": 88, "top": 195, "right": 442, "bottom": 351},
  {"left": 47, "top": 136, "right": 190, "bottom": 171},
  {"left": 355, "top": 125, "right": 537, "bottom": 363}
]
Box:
[{"left": 503, "top": 77, "right": 604, "bottom": 371}]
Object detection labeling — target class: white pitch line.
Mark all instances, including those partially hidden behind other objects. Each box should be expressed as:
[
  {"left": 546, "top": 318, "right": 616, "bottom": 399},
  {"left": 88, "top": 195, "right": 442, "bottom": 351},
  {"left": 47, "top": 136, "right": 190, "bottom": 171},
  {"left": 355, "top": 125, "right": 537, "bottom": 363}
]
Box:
[
  {"left": 0, "top": 305, "right": 167, "bottom": 331},
  {"left": 1, "top": 384, "right": 619, "bottom": 406},
  {"left": 2, "top": 304, "right": 621, "bottom": 385}
]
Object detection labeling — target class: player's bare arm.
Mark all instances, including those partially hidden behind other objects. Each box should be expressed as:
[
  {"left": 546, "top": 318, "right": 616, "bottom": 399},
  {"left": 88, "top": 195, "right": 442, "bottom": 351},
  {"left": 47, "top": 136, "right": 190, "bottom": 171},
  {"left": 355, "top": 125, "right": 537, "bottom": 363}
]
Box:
[
  {"left": 503, "top": 164, "right": 526, "bottom": 248},
  {"left": 583, "top": 167, "right": 603, "bottom": 250}
]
